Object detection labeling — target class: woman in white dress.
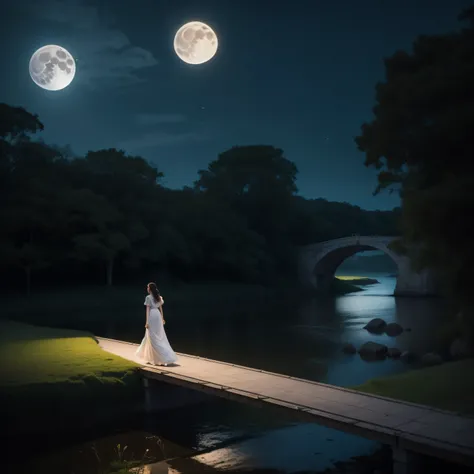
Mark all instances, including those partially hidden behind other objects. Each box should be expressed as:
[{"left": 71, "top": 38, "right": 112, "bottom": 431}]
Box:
[{"left": 136, "top": 282, "right": 178, "bottom": 366}]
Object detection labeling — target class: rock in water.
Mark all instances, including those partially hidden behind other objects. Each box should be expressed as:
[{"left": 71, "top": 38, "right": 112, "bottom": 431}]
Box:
[
  {"left": 359, "top": 341, "right": 388, "bottom": 359},
  {"left": 384, "top": 322, "right": 404, "bottom": 337},
  {"left": 421, "top": 352, "right": 443, "bottom": 366},
  {"left": 364, "top": 318, "right": 387, "bottom": 334},
  {"left": 342, "top": 342, "right": 357, "bottom": 354},
  {"left": 387, "top": 347, "right": 402, "bottom": 358}
]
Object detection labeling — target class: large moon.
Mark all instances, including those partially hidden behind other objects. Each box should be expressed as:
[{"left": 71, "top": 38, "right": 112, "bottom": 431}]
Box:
[
  {"left": 29, "top": 45, "right": 76, "bottom": 91},
  {"left": 174, "top": 21, "right": 218, "bottom": 65}
]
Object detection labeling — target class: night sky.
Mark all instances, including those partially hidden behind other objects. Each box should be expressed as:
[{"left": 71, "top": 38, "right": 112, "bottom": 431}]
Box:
[{"left": 2, "top": 0, "right": 472, "bottom": 210}]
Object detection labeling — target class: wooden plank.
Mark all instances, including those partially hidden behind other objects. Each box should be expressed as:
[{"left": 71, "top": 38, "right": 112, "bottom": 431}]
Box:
[{"left": 97, "top": 337, "right": 474, "bottom": 466}]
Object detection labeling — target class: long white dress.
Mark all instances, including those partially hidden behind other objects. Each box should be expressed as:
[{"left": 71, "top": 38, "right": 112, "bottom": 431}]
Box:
[{"left": 136, "top": 295, "right": 178, "bottom": 365}]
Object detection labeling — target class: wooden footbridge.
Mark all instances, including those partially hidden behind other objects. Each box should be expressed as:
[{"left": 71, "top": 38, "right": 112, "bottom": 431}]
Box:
[{"left": 98, "top": 337, "right": 474, "bottom": 474}]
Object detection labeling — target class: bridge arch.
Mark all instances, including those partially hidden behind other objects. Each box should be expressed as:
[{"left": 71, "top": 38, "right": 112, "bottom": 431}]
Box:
[{"left": 298, "top": 236, "right": 437, "bottom": 296}]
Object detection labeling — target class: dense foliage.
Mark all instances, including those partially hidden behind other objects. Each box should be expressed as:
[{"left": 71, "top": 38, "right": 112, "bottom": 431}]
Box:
[
  {"left": 0, "top": 103, "right": 398, "bottom": 294},
  {"left": 356, "top": 6, "right": 474, "bottom": 308}
]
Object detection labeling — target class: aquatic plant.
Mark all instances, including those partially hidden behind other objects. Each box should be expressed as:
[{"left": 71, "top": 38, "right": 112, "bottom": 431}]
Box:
[{"left": 93, "top": 436, "right": 165, "bottom": 474}]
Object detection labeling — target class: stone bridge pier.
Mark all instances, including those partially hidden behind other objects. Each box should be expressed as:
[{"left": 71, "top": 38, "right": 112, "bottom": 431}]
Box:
[{"left": 298, "top": 236, "right": 438, "bottom": 297}]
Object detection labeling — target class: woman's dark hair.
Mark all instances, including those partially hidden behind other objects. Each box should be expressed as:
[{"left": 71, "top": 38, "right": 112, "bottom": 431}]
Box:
[{"left": 148, "top": 282, "right": 161, "bottom": 305}]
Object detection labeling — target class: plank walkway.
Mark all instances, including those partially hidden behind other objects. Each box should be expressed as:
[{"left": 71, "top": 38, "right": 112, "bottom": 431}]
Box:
[{"left": 98, "top": 337, "right": 474, "bottom": 468}]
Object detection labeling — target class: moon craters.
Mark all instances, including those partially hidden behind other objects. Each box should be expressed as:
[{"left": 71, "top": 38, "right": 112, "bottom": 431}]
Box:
[
  {"left": 174, "top": 21, "right": 218, "bottom": 65},
  {"left": 39, "top": 52, "right": 51, "bottom": 63},
  {"left": 29, "top": 44, "right": 76, "bottom": 91},
  {"left": 183, "top": 28, "right": 194, "bottom": 41}
]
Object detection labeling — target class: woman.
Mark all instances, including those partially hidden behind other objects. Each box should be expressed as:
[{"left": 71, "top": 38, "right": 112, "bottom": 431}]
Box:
[{"left": 136, "top": 282, "right": 178, "bottom": 366}]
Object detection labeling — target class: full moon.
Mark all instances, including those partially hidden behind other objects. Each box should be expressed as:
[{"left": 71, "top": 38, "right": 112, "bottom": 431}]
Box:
[
  {"left": 174, "top": 21, "right": 218, "bottom": 65},
  {"left": 29, "top": 45, "right": 76, "bottom": 91}
]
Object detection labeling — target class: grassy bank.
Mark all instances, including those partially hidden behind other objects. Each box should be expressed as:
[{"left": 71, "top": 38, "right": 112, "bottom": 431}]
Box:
[
  {"left": 331, "top": 277, "right": 364, "bottom": 294},
  {"left": 353, "top": 359, "right": 474, "bottom": 415},
  {"left": 336, "top": 275, "right": 379, "bottom": 286},
  {"left": 0, "top": 320, "right": 142, "bottom": 434}
]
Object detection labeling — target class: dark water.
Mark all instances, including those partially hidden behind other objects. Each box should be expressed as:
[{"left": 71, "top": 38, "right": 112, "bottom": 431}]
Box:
[{"left": 22, "top": 274, "right": 453, "bottom": 473}]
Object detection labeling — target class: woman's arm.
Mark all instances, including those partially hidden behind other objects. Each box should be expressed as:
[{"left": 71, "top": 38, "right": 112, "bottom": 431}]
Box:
[
  {"left": 160, "top": 303, "right": 166, "bottom": 325},
  {"left": 145, "top": 305, "right": 150, "bottom": 328},
  {"left": 160, "top": 296, "right": 165, "bottom": 324}
]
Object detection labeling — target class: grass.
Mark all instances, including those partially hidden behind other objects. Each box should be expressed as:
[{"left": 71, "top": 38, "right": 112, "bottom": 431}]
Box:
[
  {"left": 0, "top": 320, "right": 138, "bottom": 387},
  {"left": 353, "top": 359, "right": 474, "bottom": 415},
  {"left": 95, "top": 441, "right": 164, "bottom": 474},
  {"left": 336, "top": 275, "right": 372, "bottom": 280},
  {"left": 336, "top": 275, "right": 377, "bottom": 285},
  {"left": 0, "top": 320, "right": 142, "bottom": 433},
  {"left": 336, "top": 275, "right": 379, "bottom": 285},
  {"left": 331, "top": 277, "right": 364, "bottom": 294}
]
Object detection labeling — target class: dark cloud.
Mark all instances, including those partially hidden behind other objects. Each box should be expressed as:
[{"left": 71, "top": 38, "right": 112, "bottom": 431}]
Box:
[{"left": 25, "top": 0, "right": 158, "bottom": 87}]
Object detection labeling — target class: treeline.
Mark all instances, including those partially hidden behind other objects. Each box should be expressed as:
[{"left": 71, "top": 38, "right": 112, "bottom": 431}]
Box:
[{"left": 0, "top": 103, "right": 399, "bottom": 294}]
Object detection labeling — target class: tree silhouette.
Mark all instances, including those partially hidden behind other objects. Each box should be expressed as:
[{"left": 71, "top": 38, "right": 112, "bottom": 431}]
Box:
[{"left": 355, "top": 7, "right": 474, "bottom": 309}]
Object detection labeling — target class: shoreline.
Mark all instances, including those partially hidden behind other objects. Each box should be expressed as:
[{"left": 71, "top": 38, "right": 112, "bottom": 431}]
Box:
[
  {"left": 0, "top": 284, "right": 470, "bottom": 474},
  {"left": 0, "top": 279, "right": 375, "bottom": 328},
  {"left": 336, "top": 275, "right": 380, "bottom": 286},
  {"left": 4, "top": 318, "right": 474, "bottom": 473}
]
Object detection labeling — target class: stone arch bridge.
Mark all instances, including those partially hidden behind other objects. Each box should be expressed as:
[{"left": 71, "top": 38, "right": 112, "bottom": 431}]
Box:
[{"left": 298, "top": 235, "right": 437, "bottom": 296}]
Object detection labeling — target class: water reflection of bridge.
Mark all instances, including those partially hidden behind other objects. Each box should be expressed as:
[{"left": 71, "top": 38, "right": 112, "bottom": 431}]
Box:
[{"left": 98, "top": 337, "right": 474, "bottom": 474}]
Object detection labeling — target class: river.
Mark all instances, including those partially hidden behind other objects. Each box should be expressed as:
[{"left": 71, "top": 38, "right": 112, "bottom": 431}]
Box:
[{"left": 20, "top": 273, "right": 453, "bottom": 473}]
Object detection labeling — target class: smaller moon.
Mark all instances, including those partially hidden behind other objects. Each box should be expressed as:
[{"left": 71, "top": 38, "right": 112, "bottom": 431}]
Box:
[
  {"left": 29, "top": 45, "right": 76, "bottom": 91},
  {"left": 174, "top": 21, "right": 218, "bottom": 65}
]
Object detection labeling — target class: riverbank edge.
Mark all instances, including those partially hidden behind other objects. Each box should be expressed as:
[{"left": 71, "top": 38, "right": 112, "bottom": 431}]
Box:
[
  {"left": 336, "top": 276, "right": 379, "bottom": 286},
  {"left": 317, "top": 359, "right": 474, "bottom": 474},
  {"left": 0, "top": 320, "right": 145, "bottom": 437},
  {"left": 353, "top": 358, "right": 474, "bottom": 415},
  {"left": 0, "top": 280, "right": 366, "bottom": 328},
  {"left": 0, "top": 277, "right": 372, "bottom": 436},
  {"left": 4, "top": 319, "right": 473, "bottom": 473}
]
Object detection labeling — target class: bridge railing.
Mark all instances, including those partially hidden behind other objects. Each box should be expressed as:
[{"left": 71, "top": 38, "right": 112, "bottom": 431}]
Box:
[{"left": 299, "top": 235, "right": 399, "bottom": 248}]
